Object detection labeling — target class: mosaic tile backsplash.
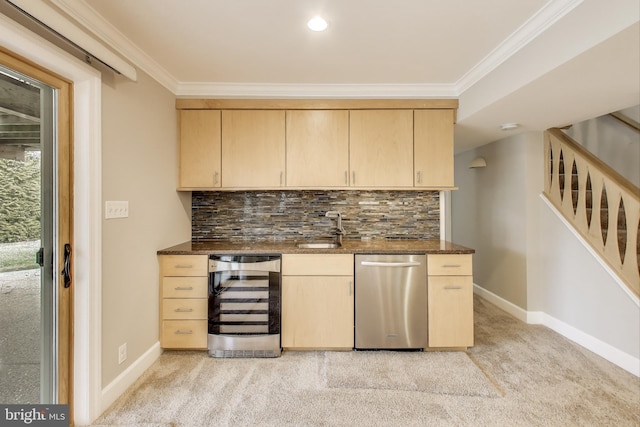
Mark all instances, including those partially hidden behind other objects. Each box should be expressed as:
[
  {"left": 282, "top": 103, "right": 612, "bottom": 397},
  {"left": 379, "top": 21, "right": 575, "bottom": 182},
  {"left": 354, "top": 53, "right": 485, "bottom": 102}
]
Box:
[{"left": 192, "top": 190, "right": 440, "bottom": 242}]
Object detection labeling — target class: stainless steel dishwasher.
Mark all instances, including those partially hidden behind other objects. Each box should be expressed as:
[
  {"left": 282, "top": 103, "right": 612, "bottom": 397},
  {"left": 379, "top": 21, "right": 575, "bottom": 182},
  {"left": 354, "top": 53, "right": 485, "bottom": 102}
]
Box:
[{"left": 355, "top": 254, "right": 428, "bottom": 349}]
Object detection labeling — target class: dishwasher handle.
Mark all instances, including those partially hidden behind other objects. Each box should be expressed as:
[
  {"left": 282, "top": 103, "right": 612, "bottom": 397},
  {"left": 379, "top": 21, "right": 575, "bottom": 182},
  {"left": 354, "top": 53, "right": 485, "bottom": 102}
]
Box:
[{"left": 360, "top": 261, "right": 422, "bottom": 268}]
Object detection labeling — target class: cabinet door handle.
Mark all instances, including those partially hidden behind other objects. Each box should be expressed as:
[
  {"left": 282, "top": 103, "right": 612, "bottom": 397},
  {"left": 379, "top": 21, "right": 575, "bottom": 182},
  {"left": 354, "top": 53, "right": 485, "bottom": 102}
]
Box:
[
  {"left": 280, "top": 171, "right": 283, "bottom": 186},
  {"left": 345, "top": 171, "right": 348, "bottom": 185},
  {"left": 174, "top": 286, "right": 194, "bottom": 291},
  {"left": 174, "top": 264, "right": 193, "bottom": 269},
  {"left": 352, "top": 171, "right": 356, "bottom": 185},
  {"left": 214, "top": 171, "right": 219, "bottom": 185},
  {"left": 175, "top": 330, "right": 193, "bottom": 335},
  {"left": 174, "top": 308, "right": 194, "bottom": 313},
  {"left": 348, "top": 280, "right": 352, "bottom": 296},
  {"left": 417, "top": 171, "right": 422, "bottom": 184},
  {"left": 444, "top": 286, "right": 463, "bottom": 290},
  {"left": 442, "top": 264, "right": 461, "bottom": 268}
]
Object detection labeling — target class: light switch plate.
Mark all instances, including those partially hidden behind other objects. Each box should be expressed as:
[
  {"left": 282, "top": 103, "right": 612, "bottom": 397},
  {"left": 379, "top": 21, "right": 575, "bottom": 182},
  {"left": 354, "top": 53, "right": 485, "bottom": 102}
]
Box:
[{"left": 105, "top": 201, "right": 129, "bottom": 219}]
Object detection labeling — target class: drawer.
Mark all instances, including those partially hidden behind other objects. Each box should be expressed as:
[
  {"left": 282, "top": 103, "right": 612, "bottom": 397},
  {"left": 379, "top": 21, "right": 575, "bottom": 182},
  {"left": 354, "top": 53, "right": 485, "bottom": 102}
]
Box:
[
  {"left": 160, "top": 255, "right": 208, "bottom": 277},
  {"left": 162, "top": 277, "right": 208, "bottom": 298},
  {"left": 162, "top": 298, "right": 207, "bottom": 319},
  {"left": 282, "top": 254, "right": 353, "bottom": 276},
  {"left": 427, "top": 254, "right": 472, "bottom": 276},
  {"left": 162, "top": 320, "right": 207, "bottom": 349}
]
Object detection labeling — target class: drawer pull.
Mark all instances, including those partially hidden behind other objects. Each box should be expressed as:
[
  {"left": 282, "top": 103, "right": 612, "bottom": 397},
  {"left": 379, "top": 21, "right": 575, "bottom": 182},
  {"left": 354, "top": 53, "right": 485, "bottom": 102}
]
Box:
[
  {"left": 175, "top": 330, "right": 193, "bottom": 335},
  {"left": 174, "top": 286, "right": 194, "bottom": 291},
  {"left": 444, "top": 285, "right": 463, "bottom": 290},
  {"left": 174, "top": 264, "right": 193, "bottom": 269},
  {"left": 442, "top": 264, "right": 462, "bottom": 268},
  {"left": 174, "top": 308, "right": 194, "bottom": 313}
]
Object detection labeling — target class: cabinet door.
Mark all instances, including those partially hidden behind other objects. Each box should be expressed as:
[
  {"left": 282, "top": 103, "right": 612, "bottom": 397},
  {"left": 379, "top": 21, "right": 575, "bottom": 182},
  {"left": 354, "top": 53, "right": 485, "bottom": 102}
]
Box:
[
  {"left": 414, "top": 109, "right": 454, "bottom": 188},
  {"left": 221, "top": 110, "right": 285, "bottom": 187},
  {"left": 282, "top": 276, "right": 354, "bottom": 349},
  {"left": 286, "top": 110, "right": 349, "bottom": 187},
  {"left": 179, "top": 110, "right": 221, "bottom": 188},
  {"left": 428, "top": 276, "right": 474, "bottom": 348},
  {"left": 349, "top": 110, "right": 413, "bottom": 187}
]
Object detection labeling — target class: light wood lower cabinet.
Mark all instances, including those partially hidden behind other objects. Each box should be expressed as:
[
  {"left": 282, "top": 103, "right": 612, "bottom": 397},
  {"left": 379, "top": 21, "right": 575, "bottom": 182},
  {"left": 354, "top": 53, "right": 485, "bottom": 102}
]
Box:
[
  {"left": 427, "top": 254, "right": 474, "bottom": 348},
  {"left": 282, "top": 254, "right": 354, "bottom": 349},
  {"left": 159, "top": 255, "right": 208, "bottom": 349}
]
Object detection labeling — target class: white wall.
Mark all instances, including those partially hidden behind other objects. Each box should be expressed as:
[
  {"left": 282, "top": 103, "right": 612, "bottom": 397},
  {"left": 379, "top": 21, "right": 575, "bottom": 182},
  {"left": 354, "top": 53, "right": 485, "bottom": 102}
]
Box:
[
  {"left": 531, "top": 199, "right": 640, "bottom": 359},
  {"left": 100, "top": 70, "right": 190, "bottom": 386},
  {"left": 453, "top": 131, "right": 640, "bottom": 372},
  {"left": 452, "top": 132, "right": 538, "bottom": 309},
  {"left": 564, "top": 106, "right": 640, "bottom": 187}
]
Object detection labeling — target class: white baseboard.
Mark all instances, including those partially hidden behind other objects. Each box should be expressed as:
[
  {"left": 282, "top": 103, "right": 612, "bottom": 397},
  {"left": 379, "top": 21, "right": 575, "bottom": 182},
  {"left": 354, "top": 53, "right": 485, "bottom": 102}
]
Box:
[
  {"left": 101, "top": 342, "right": 163, "bottom": 413},
  {"left": 473, "top": 285, "right": 639, "bottom": 377},
  {"left": 473, "top": 284, "right": 529, "bottom": 322},
  {"left": 541, "top": 312, "right": 640, "bottom": 377}
]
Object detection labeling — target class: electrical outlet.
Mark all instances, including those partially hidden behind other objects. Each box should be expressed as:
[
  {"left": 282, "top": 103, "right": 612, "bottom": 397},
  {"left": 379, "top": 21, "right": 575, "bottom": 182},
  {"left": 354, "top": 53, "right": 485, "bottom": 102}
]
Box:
[
  {"left": 118, "top": 343, "right": 127, "bottom": 364},
  {"left": 105, "top": 201, "right": 129, "bottom": 219}
]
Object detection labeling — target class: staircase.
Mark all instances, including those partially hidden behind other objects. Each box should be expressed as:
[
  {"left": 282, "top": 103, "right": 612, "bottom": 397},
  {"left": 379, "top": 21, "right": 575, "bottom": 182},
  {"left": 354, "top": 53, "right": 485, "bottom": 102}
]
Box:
[{"left": 544, "top": 128, "right": 640, "bottom": 298}]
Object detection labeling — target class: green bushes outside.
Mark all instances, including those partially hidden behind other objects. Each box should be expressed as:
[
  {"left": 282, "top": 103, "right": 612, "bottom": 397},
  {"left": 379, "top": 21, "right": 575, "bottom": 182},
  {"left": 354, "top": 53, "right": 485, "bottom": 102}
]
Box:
[{"left": 0, "top": 152, "right": 41, "bottom": 243}]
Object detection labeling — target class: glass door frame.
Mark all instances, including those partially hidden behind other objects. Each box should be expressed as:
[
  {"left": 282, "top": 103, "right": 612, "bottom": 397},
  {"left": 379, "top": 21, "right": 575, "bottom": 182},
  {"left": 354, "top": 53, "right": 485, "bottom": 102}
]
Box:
[{"left": 0, "top": 47, "right": 73, "bottom": 409}]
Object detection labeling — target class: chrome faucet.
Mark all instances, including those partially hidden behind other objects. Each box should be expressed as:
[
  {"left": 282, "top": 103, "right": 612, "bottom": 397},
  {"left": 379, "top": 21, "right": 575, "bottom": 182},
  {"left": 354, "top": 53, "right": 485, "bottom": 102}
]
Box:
[{"left": 325, "top": 211, "right": 345, "bottom": 245}]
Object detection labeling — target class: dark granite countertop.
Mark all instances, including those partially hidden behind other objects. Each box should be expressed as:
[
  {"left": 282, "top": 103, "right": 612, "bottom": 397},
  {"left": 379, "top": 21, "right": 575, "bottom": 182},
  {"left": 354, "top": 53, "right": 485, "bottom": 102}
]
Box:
[{"left": 158, "top": 240, "right": 474, "bottom": 255}]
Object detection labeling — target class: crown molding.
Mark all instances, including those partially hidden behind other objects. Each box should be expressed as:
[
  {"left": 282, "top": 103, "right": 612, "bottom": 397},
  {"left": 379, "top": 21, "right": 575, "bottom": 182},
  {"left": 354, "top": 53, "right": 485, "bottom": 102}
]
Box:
[
  {"left": 49, "top": 0, "right": 178, "bottom": 92},
  {"left": 175, "top": 82, "right": 458, "bottom": 99},
  {"left": 7, "top": 0, "right": 137, "bottom": 81},
  {"left": 46, "top": 0, "right": 583, "bottom": 98},
  {"left": 455, "top": 0, "right": 584, "bottom": 93}
]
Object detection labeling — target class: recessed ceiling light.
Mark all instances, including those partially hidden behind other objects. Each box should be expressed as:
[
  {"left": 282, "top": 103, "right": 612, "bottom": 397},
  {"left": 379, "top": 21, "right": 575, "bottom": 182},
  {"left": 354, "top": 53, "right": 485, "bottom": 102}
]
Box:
[
  {"left": 307, "top": 16, "right": 328, "bottom": 32},
  {"left": 500, "top": 123, "right": 519, "bottom": 131}
]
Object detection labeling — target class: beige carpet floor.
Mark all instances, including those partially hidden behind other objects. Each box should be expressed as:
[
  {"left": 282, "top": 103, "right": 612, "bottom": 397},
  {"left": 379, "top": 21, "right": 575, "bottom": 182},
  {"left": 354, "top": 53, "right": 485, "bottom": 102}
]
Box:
[{"left": 93, "top": 297, "right": 640, "bottom": 426}]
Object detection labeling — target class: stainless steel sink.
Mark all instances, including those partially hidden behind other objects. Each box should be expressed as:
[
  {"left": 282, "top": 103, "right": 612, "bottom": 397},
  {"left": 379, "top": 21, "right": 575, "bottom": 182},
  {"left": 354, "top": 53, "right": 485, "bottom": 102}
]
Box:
[{"left": 296, "top": 242, "right": 341, "bottom": 249}]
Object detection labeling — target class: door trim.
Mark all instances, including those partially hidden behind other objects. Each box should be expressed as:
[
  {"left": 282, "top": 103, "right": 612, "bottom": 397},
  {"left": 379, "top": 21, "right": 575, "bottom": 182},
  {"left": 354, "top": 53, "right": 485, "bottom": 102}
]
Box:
[{"left": 1, "top": 13, "right": 104, "bottom": 425}]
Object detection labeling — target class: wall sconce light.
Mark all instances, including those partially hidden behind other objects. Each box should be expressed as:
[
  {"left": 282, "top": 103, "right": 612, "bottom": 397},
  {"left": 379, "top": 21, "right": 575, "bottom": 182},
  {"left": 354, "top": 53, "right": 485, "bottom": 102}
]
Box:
[{"left": 468, "top": 157, "right": 487, "bottom": 169}]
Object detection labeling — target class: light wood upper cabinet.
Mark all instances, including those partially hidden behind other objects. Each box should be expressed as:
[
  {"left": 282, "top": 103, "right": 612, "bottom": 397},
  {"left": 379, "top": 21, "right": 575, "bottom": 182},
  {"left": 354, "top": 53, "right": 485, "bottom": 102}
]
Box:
[
  {"left": 177, "top": 99, "right": 457, "bottom": 190},
  {"left": 349, "top": 110, "right": 414, "bottom": 187},
  {"left": 286, "top": 110, "right": 349, "bottom": 187},
  {"left": 179, "top": 110, "right": 221, "bottom": 188},
  {"left": 414, "top": 109, "right": 455, "bottom": 188},
  {"left": 221, "top": 110, "right": 286, "bottom": 188}
]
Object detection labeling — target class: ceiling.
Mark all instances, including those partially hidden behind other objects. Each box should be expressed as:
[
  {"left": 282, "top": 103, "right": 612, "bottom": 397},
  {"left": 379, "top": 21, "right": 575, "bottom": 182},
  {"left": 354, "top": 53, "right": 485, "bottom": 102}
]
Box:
[{"left": 9, "top": 0, "right": 640, "bottom": 152}]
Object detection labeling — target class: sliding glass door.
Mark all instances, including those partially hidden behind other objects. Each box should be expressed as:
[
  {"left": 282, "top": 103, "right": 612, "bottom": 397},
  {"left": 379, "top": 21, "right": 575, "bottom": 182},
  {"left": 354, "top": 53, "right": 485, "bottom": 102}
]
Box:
[{"left": 0, "top": 62, "right": 63, "bottom": 404}]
